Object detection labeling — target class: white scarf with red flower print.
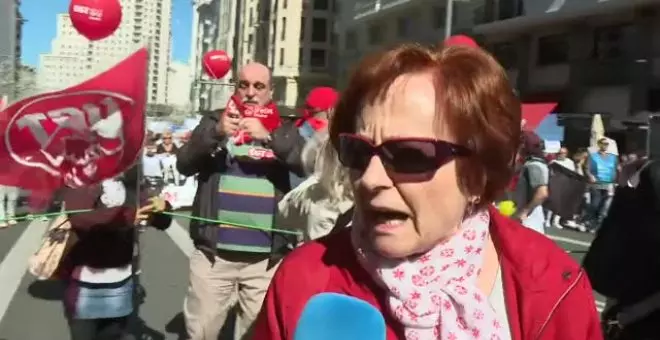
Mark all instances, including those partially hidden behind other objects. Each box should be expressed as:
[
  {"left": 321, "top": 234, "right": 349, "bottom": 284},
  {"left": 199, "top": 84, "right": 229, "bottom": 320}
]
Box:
[{"left": 353, "top": 210, "right": 510, "bottom": 340}]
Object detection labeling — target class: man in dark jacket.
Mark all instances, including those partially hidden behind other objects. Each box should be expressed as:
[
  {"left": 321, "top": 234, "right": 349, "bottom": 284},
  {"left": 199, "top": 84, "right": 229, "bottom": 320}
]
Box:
[{"left": 177, "top": 62, "right": 304, "bottom": 340}]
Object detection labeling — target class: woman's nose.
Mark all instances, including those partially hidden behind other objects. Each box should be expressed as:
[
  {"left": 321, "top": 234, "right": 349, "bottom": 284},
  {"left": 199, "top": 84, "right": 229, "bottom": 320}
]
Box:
[{"left": 359, "top": 156, "right": 394, "bottom": 191}]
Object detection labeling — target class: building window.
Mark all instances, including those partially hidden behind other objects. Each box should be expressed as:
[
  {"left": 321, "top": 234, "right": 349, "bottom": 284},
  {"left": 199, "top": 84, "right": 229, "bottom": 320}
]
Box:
[
  {"left": 432, "top": 6, "right": 457, "bottom": 30},
  {"left": 281, "top": 17, "right": 287, "bottom": 40},
  {"left": 249, "top": 8, "right": 254, "bottom": 26},
  {"left": 368, "top": 23, "right": 383, "bottom": 45},
  {"left": 300, "top": 17, "right": 305, "bottom": 40},
  {"left": 592, "top": 24, "right": 632, "bottom": 60},
  {"left": 311, "top": 18, "right": 327, "bottom": 42},
  {"left": 279, "top": 48, "right": 285, "bottom": 65},
  {"left": 397, "top": 17, "right": 412, "bottom": 38},
  {"left": 283, "top": 0, "right": 287, "bottom": 9},
  {"left": 536, "top": 34, "right": 568, "bottom": 66},
  {"left": 491, "top": 42, "right": 517, "bottom": 69},
  {"left": 248, "top": 33, "right": 254, "bottom": 53},
  {"left": 310, "top": 49, "right": 326, "bottom": 68},
  {"left": 314, "top": 0, "right": 329, "bottom": 10}
]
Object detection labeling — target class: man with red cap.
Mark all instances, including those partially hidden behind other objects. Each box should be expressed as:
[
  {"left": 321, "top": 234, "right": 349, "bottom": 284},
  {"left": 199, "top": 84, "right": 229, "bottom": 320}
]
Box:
[
  {"left": 296, "top": 86, "right": 339, "bottom": 140},
  {"left": 512, "top": 131, "right": 551, "bottom": 234},
  {"left": 285, "top": 87, "right": 339, "bottom": 187}
]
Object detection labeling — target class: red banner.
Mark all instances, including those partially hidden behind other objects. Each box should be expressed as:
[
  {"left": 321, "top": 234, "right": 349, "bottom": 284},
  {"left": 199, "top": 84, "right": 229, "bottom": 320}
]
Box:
[{"left": 0, "top": 48, "right": 148, "bottom": 193}]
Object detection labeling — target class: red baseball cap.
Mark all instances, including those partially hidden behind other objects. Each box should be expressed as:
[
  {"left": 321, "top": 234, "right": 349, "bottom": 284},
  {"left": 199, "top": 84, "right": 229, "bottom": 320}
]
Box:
[{"left": 305, "top": 87, "right": 339, "bottom": 111}]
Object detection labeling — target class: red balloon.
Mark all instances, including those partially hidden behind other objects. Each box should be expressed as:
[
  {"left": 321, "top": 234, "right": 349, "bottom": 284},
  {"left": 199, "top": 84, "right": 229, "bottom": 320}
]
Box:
[
  {"left": 203, "top": 50, "right": 232, "bottom": 79},
  {"left": 68, "top": 0, "right": 122, "bottom": 41}
]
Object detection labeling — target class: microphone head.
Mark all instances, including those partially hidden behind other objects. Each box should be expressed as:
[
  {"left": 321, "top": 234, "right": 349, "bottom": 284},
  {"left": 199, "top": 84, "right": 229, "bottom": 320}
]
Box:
[{"left": 294, "top": 293, "right": 386, "bottom": 340}]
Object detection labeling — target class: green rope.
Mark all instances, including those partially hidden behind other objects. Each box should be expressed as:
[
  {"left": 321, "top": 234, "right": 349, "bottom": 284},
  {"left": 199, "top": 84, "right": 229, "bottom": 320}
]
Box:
[{"left": 0, "top": 209, "right": 301, "bottom": 236}]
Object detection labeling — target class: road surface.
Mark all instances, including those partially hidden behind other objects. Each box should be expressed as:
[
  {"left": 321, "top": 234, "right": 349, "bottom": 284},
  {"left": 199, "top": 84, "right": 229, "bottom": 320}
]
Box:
[{"left": 0, "top": 216, "right": 602, "bottom": 340}]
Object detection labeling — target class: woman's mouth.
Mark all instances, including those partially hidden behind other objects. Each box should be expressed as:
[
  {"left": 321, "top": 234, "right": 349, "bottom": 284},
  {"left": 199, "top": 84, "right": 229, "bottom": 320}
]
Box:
[{"left": 367, "top": 208, "right": 410, "bottom": 232}]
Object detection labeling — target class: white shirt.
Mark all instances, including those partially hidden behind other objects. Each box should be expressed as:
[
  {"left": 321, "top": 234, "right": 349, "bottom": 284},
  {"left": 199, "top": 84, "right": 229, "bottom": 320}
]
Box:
[{"left": 142, "top": 154, "right": 163, "bottom": 178}]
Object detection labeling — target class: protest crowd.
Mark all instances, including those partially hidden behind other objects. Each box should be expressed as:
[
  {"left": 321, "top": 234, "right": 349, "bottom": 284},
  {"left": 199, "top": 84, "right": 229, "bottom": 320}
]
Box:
[{"left": 3, "top": 15, "right": 660, "bottom": 340}]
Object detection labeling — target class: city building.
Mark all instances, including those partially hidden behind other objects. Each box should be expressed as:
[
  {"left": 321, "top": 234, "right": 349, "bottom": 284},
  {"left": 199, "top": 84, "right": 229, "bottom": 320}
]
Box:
[
  {"left": 190, "top": 0, "right": 227, "bottom": 112},
  {"left": 334, "top": 0, "right": 482, "bottom": 89},
  {"left": 0, "top": 0, "right": 24, "bottom": 100},
  {"left": 335, "top": 0, "right": 660, "bottom": 151},
  {"left": 37, "top": 0, "right": 173, "bottom": 104},
  {"left": 267, "top": 0, "right": 337, "bottom": 107},
  {"left": 167, "top": 61, "right": 192, "bottom": 110},
  {"left": 16, "top": 65, "right": 37, "bottom": 97}
]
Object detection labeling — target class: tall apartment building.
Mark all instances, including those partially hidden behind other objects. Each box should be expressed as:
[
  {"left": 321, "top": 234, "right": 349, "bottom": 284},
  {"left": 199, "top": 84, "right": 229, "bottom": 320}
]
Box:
[
  {"left": 167, "top": 61, "right": 192, "bottom": 110},
  {"left": 37, "top": 0, "right": 173, "bottom": 104},
  {"left": 190, "top": 0, "right": 226, "bottom": 112},
  {"left": 0, "top": 0, "right": 24, "bottom": 100},
  {"left": 335, "top": 0, "right": 660, "bottom": 150},
  {"left": 266, "top": 0, "right": 337, "bottom": 107}
]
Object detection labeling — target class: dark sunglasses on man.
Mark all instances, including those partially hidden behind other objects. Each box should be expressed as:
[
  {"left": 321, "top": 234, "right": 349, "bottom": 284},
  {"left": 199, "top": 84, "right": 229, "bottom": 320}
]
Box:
[{"left": 337, "top": 133, "right": 471, "bottom": 180}]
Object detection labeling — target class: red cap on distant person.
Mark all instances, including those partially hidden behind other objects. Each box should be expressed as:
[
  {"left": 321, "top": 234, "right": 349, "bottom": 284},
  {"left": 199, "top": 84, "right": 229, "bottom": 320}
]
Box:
[
  {"left": 305, "top": 87, "right": 339, "bottom": 111},
  {"left": 521, "top": 130, "right": 544, "bottom": 151},
  {"left": 444, "top": 34, "right": 478, "bottom": 48}
]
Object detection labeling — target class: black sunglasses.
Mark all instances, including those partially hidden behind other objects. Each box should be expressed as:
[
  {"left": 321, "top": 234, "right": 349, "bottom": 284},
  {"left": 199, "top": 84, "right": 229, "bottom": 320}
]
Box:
[{"left": 338, "top": 133, "right": 471, "bottom": 176}]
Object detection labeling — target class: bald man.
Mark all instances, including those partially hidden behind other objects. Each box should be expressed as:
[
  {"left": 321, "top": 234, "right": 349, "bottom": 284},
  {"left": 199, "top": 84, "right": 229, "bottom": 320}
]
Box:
[{"left": 176, "top": 62, "right": 305, "bottom": 340}]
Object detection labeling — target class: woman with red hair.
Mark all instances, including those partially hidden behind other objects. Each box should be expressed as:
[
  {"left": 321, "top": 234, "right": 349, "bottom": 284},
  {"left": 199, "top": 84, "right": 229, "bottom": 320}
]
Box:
[{"left": 254, "top": 42, "right": 601, "bottom": 339}]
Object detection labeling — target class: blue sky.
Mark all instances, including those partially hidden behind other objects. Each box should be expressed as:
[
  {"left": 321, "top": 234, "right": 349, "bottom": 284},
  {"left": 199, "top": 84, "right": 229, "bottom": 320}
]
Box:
[{"left": 20, "top": 0, "right": 192, "bottom": 67}]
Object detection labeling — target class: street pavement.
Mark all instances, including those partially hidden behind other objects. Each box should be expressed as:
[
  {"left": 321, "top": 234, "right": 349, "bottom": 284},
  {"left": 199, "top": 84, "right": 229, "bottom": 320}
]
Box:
[{"left": 0, "top": 214, "right": 602, "bottom": 340}]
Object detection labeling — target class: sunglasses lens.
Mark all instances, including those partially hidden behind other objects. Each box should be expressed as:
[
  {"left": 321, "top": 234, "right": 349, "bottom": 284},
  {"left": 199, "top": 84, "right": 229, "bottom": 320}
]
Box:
[
  {"left": 381, "top": 140, "right": 442, "bottom": 173},
  {"left": 338, "top": 134, "right": 464, "bottom": 176},
  {"left": 338, "top": 135, "right": 372, "bottom": 171}
]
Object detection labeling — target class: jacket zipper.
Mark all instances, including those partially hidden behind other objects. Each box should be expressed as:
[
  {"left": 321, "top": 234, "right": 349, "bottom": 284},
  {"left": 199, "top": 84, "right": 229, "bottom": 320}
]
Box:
[{"left": 534, "top": 270, "right": 585, "bottom": 339}]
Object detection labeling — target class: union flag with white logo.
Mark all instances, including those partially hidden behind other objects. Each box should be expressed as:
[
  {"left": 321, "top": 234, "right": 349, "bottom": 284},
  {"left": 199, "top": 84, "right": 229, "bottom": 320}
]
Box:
[{"left": 0, "top": 48, "right": 147, "bottom": 193}]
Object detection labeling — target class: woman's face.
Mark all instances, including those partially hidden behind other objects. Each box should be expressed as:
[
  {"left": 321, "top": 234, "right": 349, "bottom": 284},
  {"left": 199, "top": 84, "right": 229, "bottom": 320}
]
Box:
[{"left": 351, "top": 72, "right": 469, "bottom": 259}]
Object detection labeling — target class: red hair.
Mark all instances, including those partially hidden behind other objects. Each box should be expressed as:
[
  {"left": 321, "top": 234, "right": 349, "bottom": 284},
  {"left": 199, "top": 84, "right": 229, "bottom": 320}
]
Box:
[{"left": 330, "top": 43, "right": 521, "bottom": 208}]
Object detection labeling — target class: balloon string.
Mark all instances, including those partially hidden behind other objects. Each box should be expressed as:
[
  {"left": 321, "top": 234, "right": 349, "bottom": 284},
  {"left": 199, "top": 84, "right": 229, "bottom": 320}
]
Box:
[{"left": 0, "top": 209, "right": 301, "bottom": 236}]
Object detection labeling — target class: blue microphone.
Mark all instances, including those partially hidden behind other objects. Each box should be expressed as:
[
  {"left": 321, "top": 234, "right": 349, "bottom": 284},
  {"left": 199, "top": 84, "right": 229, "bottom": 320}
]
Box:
[{"left": 293, "top": 293, "right": 387, "bottom": 340}]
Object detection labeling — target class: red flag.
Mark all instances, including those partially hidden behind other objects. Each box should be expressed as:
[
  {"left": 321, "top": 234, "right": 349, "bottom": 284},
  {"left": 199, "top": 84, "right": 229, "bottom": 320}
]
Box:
[
  {"left": 0, "top": 48, "right": 148, "bottom": 193},
  {"left": 521, "top": 103, "right": 557, "bottom": 130}
]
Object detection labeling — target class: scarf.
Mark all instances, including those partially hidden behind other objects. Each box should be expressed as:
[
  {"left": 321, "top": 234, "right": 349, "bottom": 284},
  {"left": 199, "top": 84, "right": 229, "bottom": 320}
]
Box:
[
  {"left": 353, "top": 210, "right": 509, "bottom": 340},
  {"left": 224, "top": 95, "right": 281, "bottom": 145},
  {"left": 296, "top": 114, "right": 328, "bottom": 131}
]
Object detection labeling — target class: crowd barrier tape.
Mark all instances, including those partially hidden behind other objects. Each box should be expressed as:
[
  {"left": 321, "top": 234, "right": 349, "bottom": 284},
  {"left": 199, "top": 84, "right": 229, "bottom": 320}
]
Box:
[{"left": 1, "top": 208, "right": 301, "bottom": 236}]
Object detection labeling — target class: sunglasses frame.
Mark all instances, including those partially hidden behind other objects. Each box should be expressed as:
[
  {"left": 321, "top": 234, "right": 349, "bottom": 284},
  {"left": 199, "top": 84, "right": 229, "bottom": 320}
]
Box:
[{"left": 337, "top": 133, "right": 472, "bottom": 175}]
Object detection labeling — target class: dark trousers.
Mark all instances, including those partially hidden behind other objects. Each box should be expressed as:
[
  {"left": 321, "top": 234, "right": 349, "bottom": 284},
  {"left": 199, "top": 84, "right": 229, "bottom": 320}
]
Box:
[
  {"left": 588, "top": 188, "right": 613, "bottom": 230},
  {"left": 68, "top": 316, "right": 132, "bottom": 340}
]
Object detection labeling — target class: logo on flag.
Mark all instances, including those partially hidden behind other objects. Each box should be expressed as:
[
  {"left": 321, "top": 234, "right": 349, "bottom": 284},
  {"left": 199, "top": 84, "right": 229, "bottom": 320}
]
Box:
[{"left": 0, "top": 48, "right": 148, "bottom": 192}]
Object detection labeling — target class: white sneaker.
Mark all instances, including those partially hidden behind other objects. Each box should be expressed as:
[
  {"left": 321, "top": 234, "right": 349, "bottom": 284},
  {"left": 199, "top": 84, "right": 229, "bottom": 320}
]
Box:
[
  {"left": 39, "top": 216, "right": 49, "bottom": 222},
  {"left": 564, "top": 220, "right": 587, "bottom": 232},
  {"left": 0, "top": 222, "right": 7, "bottom": 229},
  {"left": 8, "top": 219, "right": 17, "bottom": 225}
]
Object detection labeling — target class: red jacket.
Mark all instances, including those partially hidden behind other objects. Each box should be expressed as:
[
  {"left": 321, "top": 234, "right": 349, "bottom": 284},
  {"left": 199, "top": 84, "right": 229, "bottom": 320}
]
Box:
[{"left": 254, "top": 206, "right": 603, "bottom": 340}]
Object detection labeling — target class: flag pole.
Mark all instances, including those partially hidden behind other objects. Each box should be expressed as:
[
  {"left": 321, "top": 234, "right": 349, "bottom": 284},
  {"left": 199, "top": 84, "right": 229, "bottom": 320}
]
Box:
[
  {"left": 130, "top": 39, "right": 151, "bottom": 335},
  {"left": 444, "top": 0, "right": 453, "bottom": 39}
]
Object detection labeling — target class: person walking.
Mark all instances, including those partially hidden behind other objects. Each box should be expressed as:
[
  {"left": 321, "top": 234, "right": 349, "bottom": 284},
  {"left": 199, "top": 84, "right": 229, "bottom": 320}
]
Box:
[
  {"left": 513, "top": 131, "right": 550, "bottom": 234},
  {"left": 585, "top": 137, "right": 618, "bottom": 232},
  {"left": 0, "top": 185, "right": 19, "bottom": 228},
  {"left": 544, "top": 147, "right": 576, "bottom": 229}
]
